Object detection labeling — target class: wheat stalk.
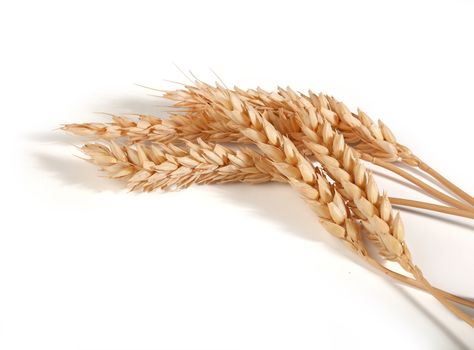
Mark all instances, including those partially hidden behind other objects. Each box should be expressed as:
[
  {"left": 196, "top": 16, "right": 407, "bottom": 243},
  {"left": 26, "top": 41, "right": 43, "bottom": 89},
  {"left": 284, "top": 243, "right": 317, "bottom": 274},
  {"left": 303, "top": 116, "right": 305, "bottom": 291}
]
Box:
[{"left": 80, "top": 139, "right": 474, "bottom": 309}]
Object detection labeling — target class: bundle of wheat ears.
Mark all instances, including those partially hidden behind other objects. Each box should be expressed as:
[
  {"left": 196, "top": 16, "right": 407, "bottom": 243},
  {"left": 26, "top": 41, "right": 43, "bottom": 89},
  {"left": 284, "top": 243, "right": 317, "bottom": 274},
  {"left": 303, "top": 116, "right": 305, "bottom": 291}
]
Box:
[{"left": 63, "top": 78, "right": 474, "bottom": 326}]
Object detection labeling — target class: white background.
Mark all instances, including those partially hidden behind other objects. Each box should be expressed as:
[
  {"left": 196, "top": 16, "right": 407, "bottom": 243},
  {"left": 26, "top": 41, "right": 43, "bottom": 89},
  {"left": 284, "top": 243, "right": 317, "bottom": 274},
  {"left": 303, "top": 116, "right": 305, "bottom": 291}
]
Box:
[{"left": 1, "top": 0, "right": 473, "bottom": 349}]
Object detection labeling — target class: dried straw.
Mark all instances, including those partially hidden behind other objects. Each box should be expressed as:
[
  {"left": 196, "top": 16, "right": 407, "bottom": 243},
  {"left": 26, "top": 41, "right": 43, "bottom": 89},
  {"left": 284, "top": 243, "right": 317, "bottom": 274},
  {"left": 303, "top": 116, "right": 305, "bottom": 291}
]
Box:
[{"left": 63, "top": 80, "right": 474, "bottom": 326}]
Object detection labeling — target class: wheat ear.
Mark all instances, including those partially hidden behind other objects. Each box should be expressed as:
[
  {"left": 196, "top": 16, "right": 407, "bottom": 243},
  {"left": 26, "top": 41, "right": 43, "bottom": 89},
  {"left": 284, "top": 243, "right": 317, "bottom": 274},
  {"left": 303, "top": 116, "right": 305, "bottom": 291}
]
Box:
[
  {"left": 62, "top": 113, "right": 242, "bottom": 144},
  {"left": 81, "top": 139, "right": 283, "bottom": 191}
]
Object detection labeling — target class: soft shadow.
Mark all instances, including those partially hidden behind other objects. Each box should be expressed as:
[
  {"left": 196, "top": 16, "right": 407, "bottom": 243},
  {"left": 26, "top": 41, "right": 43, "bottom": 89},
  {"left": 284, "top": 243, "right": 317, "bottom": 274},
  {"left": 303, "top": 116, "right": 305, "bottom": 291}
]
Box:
[
  {"left": 397, "top": 162, "right": 472, "bottom": 206},
  {"left": 27, "top": 130, "right": 79, "bottom": 144},
  {"left": 208, "top": 182, "right": 473, "bottom": 342},
  {"left": 33, "top": 151, "right": 124, "bottom": 192},
  {"left": 210, "top": 182, "right": 368, "bottom": 267},
  {"left": 27, "top": 92, "right": 176, "bottom": 193},
  {"left": 371, "top": 169, "right": 427, "bottom": 195},
  {"left": 352, "top": 242, "right": 473, "bottom": 348},
  {"left": 29, "top": 93, "right": 472, "bottom": 340},
  {"left": 393, "top": 286, "right": 471, "bottom": 350},
  {"left": 92, "top": 95, "right": 173, "bottom": 118},
  {"left": 394, "top": 206, "right": 474, "bottom": 231},
  {"left": 397, "top": 162, "right": 443, "bottom": 187},
  {"left": 371, "top": 168, "right": 461, "bottom": 207}
]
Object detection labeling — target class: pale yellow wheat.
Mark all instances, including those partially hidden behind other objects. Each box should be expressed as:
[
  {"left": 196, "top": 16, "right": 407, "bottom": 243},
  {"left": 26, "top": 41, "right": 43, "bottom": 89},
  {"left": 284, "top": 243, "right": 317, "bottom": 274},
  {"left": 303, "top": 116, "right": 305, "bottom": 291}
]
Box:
[{"left": 63, "top": 82, "right": 474, "bottom": 324}]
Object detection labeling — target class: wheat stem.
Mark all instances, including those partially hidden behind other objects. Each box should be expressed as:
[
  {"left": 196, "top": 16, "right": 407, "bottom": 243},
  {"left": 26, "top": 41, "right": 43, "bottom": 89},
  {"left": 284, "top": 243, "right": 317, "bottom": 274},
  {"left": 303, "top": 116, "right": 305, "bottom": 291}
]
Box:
[
  {"left": 417, "top": 159, "right": 474, "bottom": 206},
  {"left": 360, "top": 154, "right": 473, "bottom": 212},
  {"left": 413, "top": 267, "right": 474, "bottom": 327},
  {"left": 389, "top": 197, "right": 474, "bottom": 219},
  {"left": 364, "top": 256, "right": 474, "bottom": 308}
]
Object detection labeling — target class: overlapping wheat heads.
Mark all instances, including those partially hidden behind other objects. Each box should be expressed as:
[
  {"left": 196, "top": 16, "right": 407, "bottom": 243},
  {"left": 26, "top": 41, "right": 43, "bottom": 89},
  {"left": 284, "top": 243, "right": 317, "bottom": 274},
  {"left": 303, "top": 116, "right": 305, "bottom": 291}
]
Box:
[
  {"left": 63, "top": 86, "right": 474, "bottom": 213},
  {"left": 63, "top": 80, "right": 474, "bottom": 326},
  {"left": 63, "top": 95, "right": 473, "bottom": 217},
  {"left": 164, "top": 81, "right": 474, "bottom": 207}
]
